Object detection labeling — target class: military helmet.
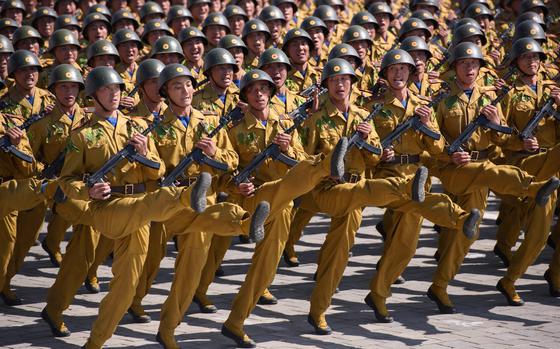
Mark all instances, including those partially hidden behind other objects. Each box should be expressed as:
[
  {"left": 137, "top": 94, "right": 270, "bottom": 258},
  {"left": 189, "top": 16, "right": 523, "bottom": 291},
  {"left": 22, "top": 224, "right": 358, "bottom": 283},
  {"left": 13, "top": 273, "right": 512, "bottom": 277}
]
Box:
[
  {"left": 259, "top": 5, "right": 286, "bottom": 24},
  {"left": 142, "top": 19, "right": 173, "bottom": 43},
  {"left": 272, "top": 0, "right": 298, "bottom": 12},
  {"left": 188, "top": 0, "right": 212, "bottom": 8},
  {"left": 203, "top": 48, "right": 239, "bottom": 76},
  {"left": 112, "top": 28, "right": 144, "bottom": 49},
  {"left": 520, "top": 0, "right": 548, "bottom": 16},
  {"left": 460, "top": 0, "right": 490, "bottom": 11},
  {"left": 316, "top": 0, "right": 344, "bottom": 9},
  {"left": 350, "top": 11, "right": 379, "bottom": 29},
  {"left": 368, "top": 2, "right": 394, "bottom": 21},
  {"left": 452, "top": 24, "right": 488, "bottom": 46},
  {"left": 111, "top": 9, "right": 140, "bottom": 29},
  {"left": 0, "top": 18, "right": 19, "bottom": 32},
  {"left": 202, "top": 12, "right": 231, "bottom": 33},
  {"left": 8, "top": 50, "right": 42, "bottom": 77},
  {"left": 301, "top": 16, "right": 329, "bottom": 36},
  {"left": 224, "top": 5, "right": 249, "bottom": 20},
  {"left": 13, "top": 25, "right": 44, "bottom": 47},
  {"left": 0, "top": 34, "right": 14, "bottom": 54},
  {"left": 282, "top": 28, "right": 314, "bottom": 52},
  {"left": 31, "top": 7, "right": 57, "bottom": 27},
  {"left": 239, "top": 69, "right": 276, "bottom": 102},
  {"left": 55, "top": 15, "right": 81, "bottom": 31},
  {"left": 516, "top": 11, "right": 546, "bottom": 29},
  {"left": 398, "top": 18, "right": 431, "bottom": 40},
  {"left": 241, "top": 19, "right": 271, "bottom": 41},
  {"left": 410, "top": 10, "right": 439, "bottom": 29},
  {"left": 328, "top": 43, "right": 363, "bottom": 67},
  {"left": 150, "top": 36, "right": 185, "bottom": 59},
  {"left": 411, "top": 0, "right": 440, "bottom": 11},
  {"left": 158, "top": 63, "right": 196, "bottom": 97},
  {"left": 400, "top": 36, "right": 432, "bottom": 58},
  {"left": 509, "top": 37, "right": 546, "bottom": 65},
  {"left": 514, "top": 20, "right": 546, "bottom": 42},
  {"left": 465, "top": 3, "right": 494, "bottom": 19},
  {"left": 449, "top": 41, "right": 487, "bottom": 66},
  {"left": 84, "top": 66, "right": 124, "bottom": 97},
  {"left": 167, "top": 5, "right": 193, "bottom": 25},
  {"left": 87, "top": 4, "right": 111, "bottom": 20},
  {"left": 136, "top": 58, "right": 166, "bottom": 86},
  {"left": 313, "top": 5, "right": 340, "bottom": 23},
  {"left": 48, "top": 29, "right": 81, "bottom": 52},
  {"left": 178, "top": 26, "right": 208, "bottom": 45},
  {"left": 140, "top": 1, "right": 165, "bottom": 21},
  {"left": 453, "top": 18, "right": 481, "bottom": 31},
  {"left": 86, "top": 39, "right": 120, "bottom": 67},
  {"left": 258, "top": 47, "right": 292, "bottom": 70},
  {"left": 48, "top": 63, "right": 84, "bottom": 91},
  {"left": 82, "top": 13, "right": 111, "bottom": 37},
  {"left": 218, "top": 34, "right": 248, "bottom": 55},
  {"left": 342, "top": 25, "right": 373, "bottom": 45},
  {"left": 321, "top": 58, "right": 357, "bottom": 86},
  {"left": 1, "top": 0, "right": 26, "bottom": 15},
  {"left": 380, "top": 49, "right": 416, "bottom": 78}
]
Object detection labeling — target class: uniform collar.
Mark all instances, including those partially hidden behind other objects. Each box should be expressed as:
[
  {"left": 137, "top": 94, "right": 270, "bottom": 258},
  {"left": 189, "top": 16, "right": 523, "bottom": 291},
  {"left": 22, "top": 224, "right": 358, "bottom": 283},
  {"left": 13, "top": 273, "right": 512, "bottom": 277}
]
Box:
[{"left": 244, "top": 108, "right": 279, "bottom": 130}]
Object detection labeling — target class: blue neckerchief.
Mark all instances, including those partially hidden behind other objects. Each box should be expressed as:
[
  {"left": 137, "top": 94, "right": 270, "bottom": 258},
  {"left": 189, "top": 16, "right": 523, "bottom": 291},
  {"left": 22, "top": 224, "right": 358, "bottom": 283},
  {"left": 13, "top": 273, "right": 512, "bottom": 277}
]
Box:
[
  {"left": 342, "top": 111, "right": 348, "bottom": 120},
  {"left": 292, "top": 17, "right": 298, "bottom": 25},
  {"left": 152, "top": 111, "right": 159, "bottom": 118},
  {"left": 218, "top": 94, "right": 226, "bottom": 104},
  {"left": 67, "top": 113, "right": 74, "bottom": 121},
  {"left": 106, "top": 116, "right": 117, "bottom": 127},
  {"left": 277, "top": 93, "right": 287, "bottom": 105},
  {"left": 300, "top": 68, "right": 307, "bottom": 78},
  {"left": 26, "top": 95, "right": 34, "bottom": 106},
  {"left": 177, "top": 115, "right": 190, "bottom": 128},
  {"left": 530, "top": 84, "right": 537, "bottom": 92},
  {"left": 128, "top": 68, "right": 134, "bottom": 78},
  {"left": 359, "top": 66, "right": 365, "bottom": 74},
  {"left": 464, "top": 89, "right": 474, "bottom": 100},
  {"left": 233, "top": 79, "right": 240, "bottom": 88},
  {"left": 260, "top": 119, "right": 267, "bottom": 127},
  {"left": 401, "top": 98, "right": 408, "bottom": 109},
  {"left": 414, "top": 81, "right": 422, "bottom": 91}
]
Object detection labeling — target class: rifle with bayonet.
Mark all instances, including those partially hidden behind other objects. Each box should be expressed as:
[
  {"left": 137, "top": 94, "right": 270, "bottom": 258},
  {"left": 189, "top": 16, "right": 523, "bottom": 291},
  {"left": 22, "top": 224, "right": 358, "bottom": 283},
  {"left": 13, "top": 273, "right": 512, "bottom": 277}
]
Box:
[
  {"left": 232, "top": 86, "right": 328, "bottom": 185},
  {"left": 447, "top": 67, "right": 517, "bottom": 155},
  {"left": 160, "top": 107, "right": 244, "bottom": 187},
  {"left": 1, "top": 103, "right": 48, "bottom": 163}
]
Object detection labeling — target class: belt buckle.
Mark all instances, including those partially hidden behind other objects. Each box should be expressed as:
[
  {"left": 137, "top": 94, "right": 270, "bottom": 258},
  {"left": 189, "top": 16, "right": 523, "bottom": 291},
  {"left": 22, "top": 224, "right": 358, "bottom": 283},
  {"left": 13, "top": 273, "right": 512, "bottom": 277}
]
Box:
[
  {"left": 124, "top": 183, "right": 134, "bottom": 195},
  {"left": 400, "top": 154, "right": 409, "bottom": 165},
  {"left": 470, "top": 150, "right": 479, "bottom": 161},
  {"left": 349, "top": 173, "right": 359, "bottom": 183}
]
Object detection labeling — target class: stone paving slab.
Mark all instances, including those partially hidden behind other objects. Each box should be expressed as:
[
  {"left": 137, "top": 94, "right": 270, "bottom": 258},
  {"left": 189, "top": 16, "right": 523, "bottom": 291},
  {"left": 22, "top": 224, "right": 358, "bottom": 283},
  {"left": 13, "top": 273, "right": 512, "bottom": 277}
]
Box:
[{"left": 0, "top": 192, "right": 558, "bottom": 348}]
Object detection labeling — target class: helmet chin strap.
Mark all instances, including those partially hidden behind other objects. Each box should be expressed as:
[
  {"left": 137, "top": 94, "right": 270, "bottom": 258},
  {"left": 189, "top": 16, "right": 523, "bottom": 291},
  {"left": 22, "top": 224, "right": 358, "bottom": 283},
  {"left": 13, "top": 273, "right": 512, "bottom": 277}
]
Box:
[{"left": 93, "top": 94, "right": 113, "bottom": 114}]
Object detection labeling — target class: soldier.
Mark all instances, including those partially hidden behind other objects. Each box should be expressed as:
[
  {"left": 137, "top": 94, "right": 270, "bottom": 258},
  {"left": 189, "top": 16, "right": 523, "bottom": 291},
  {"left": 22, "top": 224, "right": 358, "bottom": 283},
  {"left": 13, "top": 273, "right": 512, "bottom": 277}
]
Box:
[
  {"left": 273, "top": 0, "right": 300, "bottom": 28},
  {"left": 31, "top": 7, "right": 57, "bottom": 47},
  {"left": 350, "top": 11, "right": 383, "bottom": 64},
  {"left": 141, "top": 19, "right": 174, "bottom": 52},
  {"left": 0, "top": 35, "right": 14, "bottom": 89},
  {"left": 224, "top": 4, "right": 248, "bottom": 37},
  {"left": 400, "top": 36, "right": 442, "bottom": 97},
  {"left": 111, "top": 9, "right": 141, "bottom": 33},
  {"left": 81, "top": 13, "right": 111, "bottom": 45},
  {"left": 464, "top": 3, "right": 504, "bottom": 66},
  {"left": 259, "top": 5, "right": 286, "bottom": 48},
  {"left": 0, "top": 18, "right": 19, "bottom": 41},
  {"left": 241, "top": 18, "right": 270, "bottom": 70},
  {"left": 140, "top": 1, "right": 166, "bottom": 24},
  {"left": 369, "top": 1, "right": 397, "bottom": 52},
  {"left": 342, "top": 25, "right": 378, "bottom": 94},
  {"left": 179, "top": 27, "right": 207, "bottom": 85},
  {"left": 54, "top": 15, "right": 81, "bottom": 40},
  {"left": 13, "top": 26, "right": 44, "bottom": 58},
  {"left": 150, "top": 36, "right": 184, "bottom": 64},
  {"left": 428, "top": 43, "right": 560, "bottom": 314},
  {"left": 166, "top": 5, "right": 192, "bottom": 36},
  {"left": 38, "top": 29, "right": 82, "bottom": 89},
  {"left": 313, "top": 5, "right": 344, "bottom": 51},
  {"left": 188, "top": 0, "right": 211, "bottom": 27},
  {"left": 218, "top": 34, "right": 248, "bottom": 87},
  {"left": 54, "top": 0, "right": 78, "bottom": 16},
  {"left": 282, "top": 28, "right": 320, "bottom": 94},
  {"left": 113, "top": 28, "right": 143, "bottom": 86},
  {"left": 301, "top": 16, "right": 330, "bottom": 70},
  {"left": 0, "top": 0, "right": 26, "bottom": 26},
  {"left": 201, "top": 12, "right": 230, "bottom": 50}
]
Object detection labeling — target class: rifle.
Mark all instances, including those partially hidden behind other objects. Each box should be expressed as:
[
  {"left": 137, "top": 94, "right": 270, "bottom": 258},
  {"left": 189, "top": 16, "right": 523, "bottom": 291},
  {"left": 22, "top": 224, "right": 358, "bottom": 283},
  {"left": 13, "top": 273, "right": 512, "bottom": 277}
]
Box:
[
  {"left": 519, "top": 98, "right": 560, "bottom": 140},
  {"left": 118, "top": 84, "right": 141, "bottom": 111},
  {"left": 300, "top": 82, "right": 321, "bottom": 98},
  {"left": 1, "top": 106, "right": 48, "bottom": 163},
  {"left": 232, "top": 87, "right": 328, "bottom": 185},
  {"left": 159, "top": 107, "right": 244, "bottom": 187},
  {"left": 380, "top": 87, "right": 449, "bottom": 149},
  {"left": 85, "top": 116, "right": 162, "bottom": 188},
  {"left": 447, "top": 67, "right": 517, "bottom": 155}
]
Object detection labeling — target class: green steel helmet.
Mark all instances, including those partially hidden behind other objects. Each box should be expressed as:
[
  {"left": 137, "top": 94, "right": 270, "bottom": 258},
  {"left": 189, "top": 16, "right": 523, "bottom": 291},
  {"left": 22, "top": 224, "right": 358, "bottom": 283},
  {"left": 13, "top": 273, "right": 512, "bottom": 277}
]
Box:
[
  {"left": 158, "top": 63, "right": 196, "bottom": 97},
  {"left": 520, "top": 0, "right": 548, "bottom": 16},
  {"left": 1, "top": 0, "right": 26, "bottom": 15},
  {"left": 313, "top": 5, "right": 340, "bottom": 23},
  {"left": 218, "top": 34, "right": 248, "bottom": 55},
  {"left": 136, "top": 58, "right": 166, "bottom": 86},
  {"left": 82, "top": 13, "right": 111, "bottom": 37},
  {"left": 452, "top": 23, "right": 488, "bottom": 46},
  {"left": 13, "top": 25, "right": 44, "bottom": 47},
  {"left": 282, "top": 28, "right": 314, "bottom": 52},
  {"left": 0, "top": 18, "right": 19, "bottom": 31},
  {"left": 140, "top": 1, "right": 165, "bottom": 21},
  {"left": 224, "top": 5, "right": 249, "bottom": 21},
  {"left": 31, "top": 6, "right": 57, "bottom": 27},
  {"left": 399, "top": 35, "right": 432, "bottom": 58},
  {"left": 380, "top": 49, "right": 416, "bottom": 78},
  {"left": 509, "top": 37, "right": 546, "bottom": 65},
  {"left": 188, "top": 0, "right": 212, "bottom": 9},
  {"left": 328, "top": 43, "right": 363, "bottom": 67},
  {"left": 141, "top": 19, "right": 173, "bottom": 43},
  {"left": 55, "top": 15, "right": 81, "bottom": 31},
  {"left": 316, "top": 0, "right": 344, "bottom": 9},
  {"left": 0, "top": 34, "right": 14, "bottom": 53},
  {"left": 259, "top": 5, "right": 286, "bottom": 24},
  {"left": 321, "top": 58, "right": 357, "bottom": 86},
  {"left": 48, "top": 63, "right": 85, "bottom": 91},
  {"left": 48, "top": 29, "right": 81, "bottom": 52},
  {"left": 411, "top": 0, "right": 440, "bottom": 11},
  {"left": 516, "top": 11, "right": 546, "bottom": 30},
  {"left": 410, "top": 10, "right": 439, "bottom": 29},
  {"left": 342, "top": 25, "right": 373, "bottom": 45},
  {"left": 368, "top": 2, "right": 394, "bottom": 21},
  {"left": 8, "top": 50, "right": 42, "bottom": 77},
  {"left": 272, "top": 0, "right": 298, "bottom": 12},
  {"left": 87, "top": 4, "right": 111, "bottom": 20},
  {"left": 86, "top": 39, "right": 120, "bottom": 67},
  {"left": 112, "top": 28, "right": 144, "bottom": 49},
  {"left": 203, "top": 48, "right": 239, "bottom": 76},
  {"left": 258, "top": 47, "right": 292, "bottom": 70},
  {"left": 398, "top": 18, "right": 431, "bottom": 40},
  {"left": 150, "top": 35, "right": 185, "bottom": 59},
  {"left": 202, "top": 12, "right": 231, "bottom": 32},
  {"left": 111, "top": 9, "right": 140, "bottom": 30},
  {"left": 460, "top": 0, "right": 490, "bottom": 11},
  {"left": 453, "top": 18, "right": 481, "bottom": 32},
  {"left": 241, "top": 19, "right": 271, "bottom": 41},
  {"left": 239, "top": 69, "right": 276, "bottom": 102},
  {"left": 301, "top": 16, "right": 329, "bottom": 37},
  {"left": 167, "top": 5, "right": 193, "bottom": 25},
  {"left": 449, "top": 41, "right": 487, "bottom": 66},
  {"left": 84, "top": 66, "right": 124, "bottom": 97},
  {"left": 178, "top": 26, "right": 208, "bottom": 45},
  {"left": 514, "top": 20, "right": 546, "bottom": 42},
  {"left": 464, "top": 3, "right": 494, "bottom": 20},
  {"left": 350, "top": 11, "right": 379, "bottom": 29}
]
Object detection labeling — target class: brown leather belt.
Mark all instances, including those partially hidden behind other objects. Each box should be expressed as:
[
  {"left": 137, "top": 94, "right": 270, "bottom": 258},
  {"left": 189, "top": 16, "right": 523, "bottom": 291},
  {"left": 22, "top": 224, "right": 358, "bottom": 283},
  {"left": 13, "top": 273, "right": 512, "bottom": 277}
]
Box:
[
  {"left": 110, "top": 183, "right": 147, "bottom": 195},
  {"left": 386, "top": 154, "right": 421, "bottom": 165},
  {"left": 342, "top": 172, "right": 362, "bottom": 183},
  {"left": 0, "top": 176, "right": 13, "bottom": 184},
  {"left": 468, "top": 149, "right": 490, "bottom": 161},
  {"left": 516, "top": 148, "right": 548, "bottom": 157},
  {"left": 175, "top": 176, "right": 198, "bottom": 187}
]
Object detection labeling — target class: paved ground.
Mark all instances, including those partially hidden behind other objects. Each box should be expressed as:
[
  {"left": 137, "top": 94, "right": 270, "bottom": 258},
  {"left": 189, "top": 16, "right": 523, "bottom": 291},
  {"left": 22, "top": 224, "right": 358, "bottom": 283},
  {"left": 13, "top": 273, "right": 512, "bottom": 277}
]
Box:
[{"left": 1, "top": 192, "right": 559, "bottom": 349}]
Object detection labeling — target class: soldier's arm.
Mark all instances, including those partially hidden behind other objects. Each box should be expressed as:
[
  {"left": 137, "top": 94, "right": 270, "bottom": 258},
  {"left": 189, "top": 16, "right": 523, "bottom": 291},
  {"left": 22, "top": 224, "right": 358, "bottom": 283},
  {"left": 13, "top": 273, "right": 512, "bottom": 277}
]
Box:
[
  {"left": 59, "top": 131, "right": 90, "bottom": 201},
  {"left": 211, "top": 125, "right": 239, "bottom": 172},
  {"left": 489, "top": 101, "right": 510, "bottom": 146},
  {"left": 500, "top": 92, "right": 525, "bottom": 151}
]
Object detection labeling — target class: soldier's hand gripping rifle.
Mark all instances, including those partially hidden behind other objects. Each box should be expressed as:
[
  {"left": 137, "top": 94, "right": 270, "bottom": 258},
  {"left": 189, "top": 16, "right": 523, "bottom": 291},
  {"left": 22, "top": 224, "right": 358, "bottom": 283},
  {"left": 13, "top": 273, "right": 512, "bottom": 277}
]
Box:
[
  {"left": 519, "top": 82, "right": 560, "bottom": 140},
  {"left": 232, "top": 86, "right": 328, "bottom": 185},
  {"left": 159, "top": 107, "right": 244, "bottom": 187},
  {"left": 447, "top": 67, "right": 517, "bottom": 155},
  {"left": 0, "top": 103, "right": 48, "bottom": 163}
]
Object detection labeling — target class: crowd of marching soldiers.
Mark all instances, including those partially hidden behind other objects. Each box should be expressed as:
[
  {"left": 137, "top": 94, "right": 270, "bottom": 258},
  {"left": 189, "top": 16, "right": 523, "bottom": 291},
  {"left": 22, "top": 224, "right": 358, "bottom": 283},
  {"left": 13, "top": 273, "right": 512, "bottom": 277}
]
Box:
[{"left": 0, "top": 0, "right": 560, "bottom": 347}]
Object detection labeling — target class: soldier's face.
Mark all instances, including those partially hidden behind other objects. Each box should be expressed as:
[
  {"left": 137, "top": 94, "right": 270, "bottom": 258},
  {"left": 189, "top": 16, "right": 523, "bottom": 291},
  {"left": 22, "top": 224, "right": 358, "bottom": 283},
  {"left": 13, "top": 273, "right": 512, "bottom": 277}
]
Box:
[
  {"left": 56, "top": 0, "right": 77, "bottom": 15},
  {"left": 141, "top": 77, "right": 163, "bottom": 103},
  {"left": 154, "top": 53, "right": 182, "bottom": 65},
  {"left": 117, "top": 41, "right": 139, "bottom": 64},
  {"left": 167, "top": 76, "right": 194, "bottom": 107},
  {"left": 15, "top": 66, "right": 39, "bottom": 90},
  {"left": 0, "top": 28, "right": 15, "bottom": 40},
  {"left": 246, "top": 32, "right": 266, "bottom": 55},
  {"left": 86, "top": 22, "right": 109, "bottom": 42},
  {"left": 327, "top": 74, "right": 352, "bottom": 102},
  {"left": 5, "top": 9, "right": 24, "bottom": 25},
  {"left": 191, "top": 4, "right": 209, "bottom": 22},
  {"left": 476, "top": 16, "right": 491, "bottom": 31},
  {"left": 171, "top": 18, "right": 190, "bottom": 35},
  {"left": 266, "top": 20, "right": 284, "bottom": 40},
  {"left": 344, "top": 56, "right": 358, "bottom": 69},
  {"left": 245, "top": 81, "right": 272, "bottom": 111},
  {"left": 262, "top": 62, "right": 288, "bottom": 88},
  {"left": 210, "top": 64, "right": 234, "bottom": 88},
  {"left": 239, "top": 0, "right": 255, "bottom": 17},
  {"left": 410, "top": 51, "right": 428, "bottom": 74},
  {"left": 156, "top": 0, "right": 171, "bottom": 13},
  {"left": 95, "top": 84, "right": 121, "bottom": 111},
  {"left": 386, "top": 64, "right": 410, "bottom": 90},
  {"left": 463, "top": 36, "right": 482, "bottom": 47},
  {"left": 92, "top": 55, "right": 116, "bottom": 68},
  {"left": 183, "top": 38, "right": 205, "bottom": 62},
  {"left": 287, "top": 38, "right": 310, "bottom": 65},
  {"left": 114, "top": 19, "right": 136, "bottom": 32},
  {"left": 229, "top": 47, "right": 245, "bottom": 67},
  {"left": 210, "top": 0, "right": 221, "bottom": 12},
  {"left": 37, "top": 16, "right": 55, "bottom": 37},
  {"left": 228, "top": 16, "right": 245, "bottom": 37},
  {"left": 0, "top": 53, "right": 9, "bottom": 77},
  {"left": 373, "top": 14, "right": 390, "bottom": 32},
  {"left": 54, "top": 82, "right": 80, "bottom": 108},
  {"left": 110, "top": 0, "right": 128, "bottom": 11},
  {"left": 147, "top": 30, "right": 166, "bottom": 45},
  {"left": 324, "top": 21, "right": 337, "bottom": 35},
  {"left": 363, "top": 23, "right": 376, "bottom": 39},
  {"left": 205, "top": 25, "right": 227, "bottom": 46},
  {"left": 404, "top": 29, "right": 427, "bottom": 42},
  {"left": 16, "top": 38, "right": 41, "bottom": 56},
  {"left": 307, "top": 28, "right": 325, "bottom": 50},
  {"left": 455, "top": 58, "right": 480, "bottom": 86},
  {"left": 278, "top": 3, "right": 294, "bottom": 23},
  {"left": 415, "top": 4, "right": 436, "bottom": 14},
  {"left": 54, "top": 45, "right": 79, "bottom": 64},
  {"left": 349, "top": 40, "right": 369, "bottom": 61},
  {"left": 517, "top": 52, "right": 540, "bottom": 76}
]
